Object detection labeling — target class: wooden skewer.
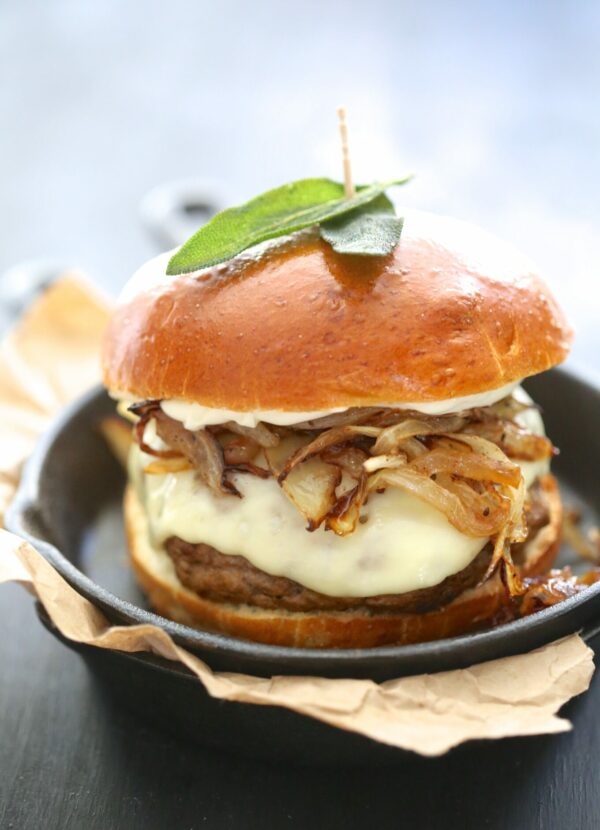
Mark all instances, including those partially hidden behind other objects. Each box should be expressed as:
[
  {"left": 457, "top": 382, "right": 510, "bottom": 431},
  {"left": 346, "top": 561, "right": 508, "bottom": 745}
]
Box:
[{"left": 337, "top": 106, "right": 355, "bottom": 199}]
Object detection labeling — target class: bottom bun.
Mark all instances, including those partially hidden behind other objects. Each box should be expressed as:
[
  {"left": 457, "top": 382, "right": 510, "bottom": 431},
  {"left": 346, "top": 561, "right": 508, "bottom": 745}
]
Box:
[{"left": 125, "top": 475, "right": 562, "bottom": 649}]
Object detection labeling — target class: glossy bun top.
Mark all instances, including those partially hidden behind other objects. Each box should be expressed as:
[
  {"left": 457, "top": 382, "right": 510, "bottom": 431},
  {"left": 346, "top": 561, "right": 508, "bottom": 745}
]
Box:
[{"left": 103, "top": 209, "right": 572, "bottom": 410}]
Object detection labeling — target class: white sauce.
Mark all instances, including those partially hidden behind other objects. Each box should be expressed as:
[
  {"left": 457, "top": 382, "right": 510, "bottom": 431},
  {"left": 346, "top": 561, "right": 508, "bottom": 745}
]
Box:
[
  {"left": 118, "top": 250, "right": 174, "bottom": 305},
  {"left": 159, "top": 382, "right": 519, "bottom": 429},
  {"left": 131, "top": 387, "right": 549, "bottom": 598}
]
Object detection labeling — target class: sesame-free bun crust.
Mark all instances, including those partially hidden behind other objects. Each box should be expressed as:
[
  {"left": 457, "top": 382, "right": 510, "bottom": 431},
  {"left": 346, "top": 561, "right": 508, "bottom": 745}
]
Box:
[
  {"left": 103, "top": 210, "right": 572, "bottom": 411},
  {"left": 125, "top": 475, "right": 562, "bottom": 649}
]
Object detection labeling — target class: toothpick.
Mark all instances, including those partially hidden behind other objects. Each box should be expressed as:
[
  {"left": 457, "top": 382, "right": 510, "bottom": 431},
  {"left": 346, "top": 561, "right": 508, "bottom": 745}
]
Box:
[{"left": 337, "top": 106, "right": 355, "bottom": 199}]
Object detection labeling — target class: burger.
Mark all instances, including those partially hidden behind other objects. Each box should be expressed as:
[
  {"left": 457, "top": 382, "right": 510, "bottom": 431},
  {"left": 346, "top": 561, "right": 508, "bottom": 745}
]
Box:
[{"left": 102, "top": 206, "right": 572, "bottom": 648}]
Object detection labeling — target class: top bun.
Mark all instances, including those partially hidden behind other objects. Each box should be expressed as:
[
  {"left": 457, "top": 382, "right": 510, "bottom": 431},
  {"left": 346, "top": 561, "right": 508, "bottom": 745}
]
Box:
[{"left": 102, "top": 209, "right": 572, "bottom": 410}]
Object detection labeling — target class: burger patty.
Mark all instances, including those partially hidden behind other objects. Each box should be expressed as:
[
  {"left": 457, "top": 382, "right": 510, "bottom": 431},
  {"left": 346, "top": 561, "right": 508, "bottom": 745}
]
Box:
[{"left": 164, "top": 481, "right": 549, "bottom": 614}]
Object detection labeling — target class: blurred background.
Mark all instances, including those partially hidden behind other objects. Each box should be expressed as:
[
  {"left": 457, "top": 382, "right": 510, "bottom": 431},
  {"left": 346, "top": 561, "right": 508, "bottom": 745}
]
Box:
[{"left": 1, "top": 0, "right": 599, "bottom": 369}]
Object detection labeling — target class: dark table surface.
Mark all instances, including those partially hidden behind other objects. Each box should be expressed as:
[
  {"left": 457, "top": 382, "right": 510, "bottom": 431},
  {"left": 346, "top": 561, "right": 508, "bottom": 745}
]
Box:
[{"left": 2, "top": 2, "right": 600, "bottom": 828}]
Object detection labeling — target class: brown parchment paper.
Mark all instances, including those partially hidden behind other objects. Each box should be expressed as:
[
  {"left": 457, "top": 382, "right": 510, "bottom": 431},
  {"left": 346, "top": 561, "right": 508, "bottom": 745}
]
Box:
[{"left": 0, "top": 276, "right": 594, "bottom": 756}]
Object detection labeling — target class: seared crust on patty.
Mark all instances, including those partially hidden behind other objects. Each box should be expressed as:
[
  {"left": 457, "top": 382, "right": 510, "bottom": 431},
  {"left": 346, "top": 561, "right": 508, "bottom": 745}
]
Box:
[{"left": 164, "top": 481, "right": 549, "bottom": 614}]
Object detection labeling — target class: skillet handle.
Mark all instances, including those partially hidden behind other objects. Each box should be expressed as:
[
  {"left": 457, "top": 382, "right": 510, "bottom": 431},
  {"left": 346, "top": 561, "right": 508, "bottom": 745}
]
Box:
[{"left": 139, "top": 179, "right": 228, "bottom": 250}]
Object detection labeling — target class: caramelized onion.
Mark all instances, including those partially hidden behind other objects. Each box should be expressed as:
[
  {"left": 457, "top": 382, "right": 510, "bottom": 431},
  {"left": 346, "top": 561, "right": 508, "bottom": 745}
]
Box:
[
  {"left": 519, "top": 569, "right": 596, "bottom": 614},
  {"left": 562, "top": 509, "right": 600, "bottom": 564},
  {"left": 321, "top": 446, "right": 369, "bottom": 479},
  {"left": 153, "top": 411, "right": 240, "bottom": 497},
  {"left": 278, "top": 425, "right": 381, "bottom": 483},
  {"left": 462, "top": 420, "right": 554, "bottom": 461},
  {"left": 264, "top": 434, "right": 312, "bottom": 477},
  {"left": 116, "top": 400, "right": 138, "bottom": 424},
  {"left": 290, "top": 407, "right": 385, "bottom": 430},
  {"left": 410, "top": 437, "right": 523, "bottom": 488},
  {"left": 128, "top": 399, "right": 162, "bottom": 418},
  {"left": 325, "top": 472, "right": 369, "bottom": 536},
  {"left": 396, "top": 437, "right": 429, "bottom": 460},
  {"left": 363, "top": 454, "right": 408, "bottom": 473},
  {"left": 143, "top": 457, "right": 193, "bottom": 475},
  {"left": 435, "top": 473, "right": 511, "bottom": 530},
  {"left": 367, "top": 466, "right": 508, "bottom": 537},
  {"left": 479, "top": 395, "right": 536, "bottom": 422},
  {"left": 493, "top": 567, "right": 600, "bottom": 622},
  {"left": 219, "top": 433, "right": 261, "bottom": 465},
  {"left": 134, "top": 416, "right": 181, "bottom": 459},
  {"left": 282, "top": 456, "right": 341, "bottom": 530},
  {"left": 225, "top": 462, "right": 271, "bottom": 480},
  {"left": 129, "top": 396, "right": 543, "bottom": 585},
  {"left": 264, "top": 436, "right": 342, "bottom": 528},
  {"left": 129, "top": 401, "right": 181, "bottom": 459},
  {"left": 223, "top": 420, "right": 280, "bottom": 448},
  {"left": 480, "top": 472, "right": 527, "bottom": 592},
  {"left": 372, "top": 415, "right": 467, "bottom": 455}
]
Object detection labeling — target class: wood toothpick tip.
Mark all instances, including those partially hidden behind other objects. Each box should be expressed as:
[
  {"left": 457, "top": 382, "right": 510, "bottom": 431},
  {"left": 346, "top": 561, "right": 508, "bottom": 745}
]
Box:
[{"left": 337, "top": 106, "right": 355, "bottom": 199}]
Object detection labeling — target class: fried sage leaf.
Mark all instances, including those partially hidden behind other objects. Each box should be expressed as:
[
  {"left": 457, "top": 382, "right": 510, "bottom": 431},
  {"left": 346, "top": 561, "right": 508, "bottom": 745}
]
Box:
[
  {"left": 167, "top": 177, "right": 411, "bottom": 275},
  {"left": 319, "top": 194, "right": 403, "bottom": 256}
]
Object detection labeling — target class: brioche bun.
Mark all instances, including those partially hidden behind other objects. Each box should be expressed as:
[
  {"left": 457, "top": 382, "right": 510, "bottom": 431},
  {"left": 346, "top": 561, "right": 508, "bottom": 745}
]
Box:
[
  {"left": 102, "top": 211, "right": 571, "bottom": 411},
  {"left": 125, "top": 475, "right": 562, "bottom": 649}
]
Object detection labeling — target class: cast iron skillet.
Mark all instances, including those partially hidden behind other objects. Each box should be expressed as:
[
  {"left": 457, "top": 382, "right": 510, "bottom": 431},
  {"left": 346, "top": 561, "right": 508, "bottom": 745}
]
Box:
[{"left": 6, "top": 366, "right": 600, "bottom": 762}]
